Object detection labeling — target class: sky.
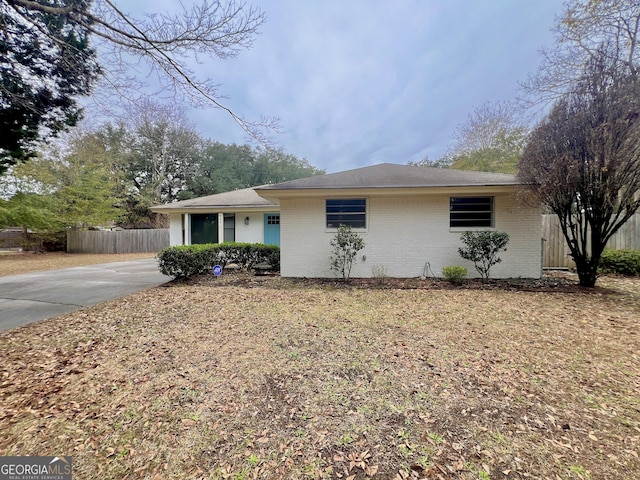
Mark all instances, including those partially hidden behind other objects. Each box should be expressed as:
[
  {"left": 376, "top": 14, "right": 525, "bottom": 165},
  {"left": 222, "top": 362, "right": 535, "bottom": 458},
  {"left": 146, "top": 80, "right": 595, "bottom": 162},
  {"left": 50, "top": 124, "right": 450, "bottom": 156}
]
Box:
[{"left": 121, "top": 0, "right": 562, "bottom": 173}]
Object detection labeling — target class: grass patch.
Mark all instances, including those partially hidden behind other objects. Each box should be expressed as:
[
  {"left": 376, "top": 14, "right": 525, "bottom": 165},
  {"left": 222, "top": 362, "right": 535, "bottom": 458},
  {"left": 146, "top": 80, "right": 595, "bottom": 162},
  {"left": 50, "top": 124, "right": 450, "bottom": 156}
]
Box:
[{"left": 0, "top": 273, "right": 639, "bottom": 478}]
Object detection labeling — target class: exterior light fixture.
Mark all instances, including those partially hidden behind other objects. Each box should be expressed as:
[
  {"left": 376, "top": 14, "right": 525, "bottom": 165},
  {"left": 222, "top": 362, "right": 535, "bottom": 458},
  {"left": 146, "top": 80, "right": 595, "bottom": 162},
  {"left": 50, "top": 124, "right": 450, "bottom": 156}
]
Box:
[{"left": 244, "top": 216, "right": 250, "bottom": 225}]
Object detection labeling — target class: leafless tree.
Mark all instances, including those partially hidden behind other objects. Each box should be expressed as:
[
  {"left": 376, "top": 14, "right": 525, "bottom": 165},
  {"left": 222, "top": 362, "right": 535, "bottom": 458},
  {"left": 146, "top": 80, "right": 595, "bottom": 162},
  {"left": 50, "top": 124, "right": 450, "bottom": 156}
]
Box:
[
  {"left": 518, "top": 54, "right": 640, "bottom": 287},
  {"left": 521, "top": 0, "right": 640, "bottom": 107},
  {"left": 451, "top": 101, "right": 527, "bottom": 156}
]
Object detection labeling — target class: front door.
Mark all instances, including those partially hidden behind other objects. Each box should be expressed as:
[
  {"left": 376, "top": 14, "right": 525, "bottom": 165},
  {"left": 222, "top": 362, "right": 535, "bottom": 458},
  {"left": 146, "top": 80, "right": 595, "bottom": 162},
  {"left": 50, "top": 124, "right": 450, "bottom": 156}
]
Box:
[{"left": 264, "top": 213, "right": 280, "bottom": 246}]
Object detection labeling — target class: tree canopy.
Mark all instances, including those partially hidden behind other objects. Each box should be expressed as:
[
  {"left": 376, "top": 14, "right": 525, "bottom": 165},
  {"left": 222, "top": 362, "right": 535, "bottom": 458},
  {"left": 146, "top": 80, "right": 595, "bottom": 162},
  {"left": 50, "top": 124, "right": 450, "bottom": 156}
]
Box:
[
  {"left": 517, "top": 0, "right": 640, "bottom": 288},
  {"left": 0, "top": 129, "right": 121, "bottom": 247},
  {"left": 0, "top": 0, "right": 99, "bottom": 174},
  {"left": 447, "top": 101, "right": 528, "bottom": 174},
  {"left": 436, "top": 1, "right": 640, "bottom": 176},
  {"left": 182, "top": 143, "right": 323, "bottom": 200},
  {"left": 1, "top": 112, "right": 324, "bottom": 239},
  {"left": 0, "top": 0, "right": 270, "bottom": 174},
  {"left": 420, "top": 101, "right": 528, "bottom": 174}
]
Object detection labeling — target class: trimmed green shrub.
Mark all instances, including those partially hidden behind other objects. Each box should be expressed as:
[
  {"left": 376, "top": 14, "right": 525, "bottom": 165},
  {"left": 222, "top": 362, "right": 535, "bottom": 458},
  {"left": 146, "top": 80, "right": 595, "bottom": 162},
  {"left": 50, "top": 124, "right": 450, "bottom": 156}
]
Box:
[
  {"left": 217, "top": 242, "right": 281, "bottom": 271},
  {"left": 329, "top": 224, "right": 365, "bottom": 281},
  {"left": 442, "top": 265, "right": 467, "bottom": 284},
  {"left": 157, "top": 242, "right": 280, "bottom": 279},
  {"left": 458, "top": 231, "right": 510, "bottom": 279},
  {"left": 157, "top": 244, "right": 219, "bottom": 279},
  {"left": 260, "top": 245, "right": 281, "bottom": 271},
  {"left": 598, "top": 249, "right": 640, "bottom": 276}
]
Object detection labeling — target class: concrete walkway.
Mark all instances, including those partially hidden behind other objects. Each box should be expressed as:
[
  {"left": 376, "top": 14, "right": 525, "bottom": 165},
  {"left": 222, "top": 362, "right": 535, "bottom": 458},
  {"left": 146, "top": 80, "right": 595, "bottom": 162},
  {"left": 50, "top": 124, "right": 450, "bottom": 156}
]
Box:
[{"left": 0, "top": 258, "right": 170, "bottom": 332}]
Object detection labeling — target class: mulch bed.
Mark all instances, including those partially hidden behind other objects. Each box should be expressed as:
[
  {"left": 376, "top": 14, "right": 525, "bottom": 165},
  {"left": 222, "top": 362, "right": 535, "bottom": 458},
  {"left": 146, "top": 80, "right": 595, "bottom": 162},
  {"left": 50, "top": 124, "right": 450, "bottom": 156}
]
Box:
[{"left": 182, "top": 270, "right": 589, "bottom": 293}]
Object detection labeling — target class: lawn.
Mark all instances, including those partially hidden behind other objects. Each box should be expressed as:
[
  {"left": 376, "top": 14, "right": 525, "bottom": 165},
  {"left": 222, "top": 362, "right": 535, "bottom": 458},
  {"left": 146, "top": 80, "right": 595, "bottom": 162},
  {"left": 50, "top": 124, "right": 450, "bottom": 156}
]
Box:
[{"left": 0, "top": 273, "right": 638, "bottom": 479}]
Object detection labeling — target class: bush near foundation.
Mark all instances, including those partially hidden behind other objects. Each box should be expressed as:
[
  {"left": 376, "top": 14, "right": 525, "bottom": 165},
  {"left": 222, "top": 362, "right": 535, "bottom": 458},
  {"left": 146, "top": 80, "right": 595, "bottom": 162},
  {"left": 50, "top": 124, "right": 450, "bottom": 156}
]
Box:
[
  {"left": 458, "top": 231, "right": 510, "bottom": 280},
  {"left": 157, "top": 242, "right": 280, "bottom": 279},
  {"left": 598, "top": 250, "right": 640, "bottom": 276},
  {"left": 442, "top": 265, "right": 468, "bottom": 284}
]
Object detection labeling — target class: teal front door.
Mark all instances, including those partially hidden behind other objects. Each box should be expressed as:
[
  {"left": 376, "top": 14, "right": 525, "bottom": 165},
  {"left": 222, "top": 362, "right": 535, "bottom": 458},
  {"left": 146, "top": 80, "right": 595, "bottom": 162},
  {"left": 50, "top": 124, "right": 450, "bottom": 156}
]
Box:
[{"left": 264, "top": 213, "right": 280, "bottom": 246}]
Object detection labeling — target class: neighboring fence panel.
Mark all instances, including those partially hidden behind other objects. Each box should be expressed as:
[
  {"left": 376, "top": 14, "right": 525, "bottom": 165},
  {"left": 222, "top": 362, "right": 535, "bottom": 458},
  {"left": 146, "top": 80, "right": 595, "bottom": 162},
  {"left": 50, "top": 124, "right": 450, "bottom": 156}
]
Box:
[
  {"left": 0, "top": 230, "right": 26, "bottom": 249},
  {"left": 67, "top": 229, "right": 169, "bottom": 254},
  {"left": 542, "top": 214, "right": 640, "bottom": 268}
]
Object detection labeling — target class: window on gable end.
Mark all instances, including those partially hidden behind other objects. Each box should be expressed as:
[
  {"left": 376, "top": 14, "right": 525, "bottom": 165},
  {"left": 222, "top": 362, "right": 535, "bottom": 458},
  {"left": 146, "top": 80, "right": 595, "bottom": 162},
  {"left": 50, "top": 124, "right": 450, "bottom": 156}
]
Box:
[
  {"left": 450, "top": 197, "right": 493, "bottom": 228},
  {"left": 326, "top": 198, "right": 366, "bottom": 229}
]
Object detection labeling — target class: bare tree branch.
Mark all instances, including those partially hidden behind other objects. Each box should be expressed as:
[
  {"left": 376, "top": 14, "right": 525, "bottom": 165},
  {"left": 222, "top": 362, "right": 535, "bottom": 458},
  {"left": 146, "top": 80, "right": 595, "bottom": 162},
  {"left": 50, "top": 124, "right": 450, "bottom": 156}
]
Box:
[
  {"left": 3, "top": 0, "right": 279, "bottom": 152},
  {"left": 521, "top": 0, "right": 640, "bottom": 107}
]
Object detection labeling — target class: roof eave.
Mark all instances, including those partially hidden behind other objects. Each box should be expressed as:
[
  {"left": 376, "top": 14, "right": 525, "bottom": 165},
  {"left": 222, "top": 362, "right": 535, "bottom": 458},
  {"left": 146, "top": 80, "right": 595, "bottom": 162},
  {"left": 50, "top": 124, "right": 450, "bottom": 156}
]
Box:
[
  {"left": 255, "top": 184, "right": 521, "bottom": 200},
  {"left": 150, "top": 204, "right": 278, "bottom": 214}
]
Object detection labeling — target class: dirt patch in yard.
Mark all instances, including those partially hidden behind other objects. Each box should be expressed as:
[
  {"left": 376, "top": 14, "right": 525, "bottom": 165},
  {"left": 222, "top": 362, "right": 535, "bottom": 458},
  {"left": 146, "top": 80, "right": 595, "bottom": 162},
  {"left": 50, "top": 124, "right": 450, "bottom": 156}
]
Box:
[
  {"left": 0, "top": 252, "right": 157, "bottom": 277},
  {"left": 0, "top": 273, "right": 638, "bottom": 479}
]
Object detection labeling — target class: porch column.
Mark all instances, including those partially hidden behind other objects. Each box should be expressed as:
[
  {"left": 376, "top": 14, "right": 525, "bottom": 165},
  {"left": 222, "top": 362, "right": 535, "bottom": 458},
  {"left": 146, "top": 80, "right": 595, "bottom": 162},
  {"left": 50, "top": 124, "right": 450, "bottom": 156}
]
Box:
[
  {"left": 184, "top": 214, "right": 191, "bottom": 245},
  {"left": 218, "top": 213, "right": 225, "bottom": 244}
]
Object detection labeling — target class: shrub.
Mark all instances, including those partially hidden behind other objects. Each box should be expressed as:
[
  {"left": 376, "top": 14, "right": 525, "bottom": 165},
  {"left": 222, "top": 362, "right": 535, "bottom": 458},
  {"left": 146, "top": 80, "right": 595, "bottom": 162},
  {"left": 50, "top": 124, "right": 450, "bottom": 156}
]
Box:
[
  {"left": 442, "top": 265, "right": 467, "bottom": 284},
  {"left": 216, "top": 242, "right": 280, "bottom": 271},
  {"left": 259, "top": 244, "right": 281, "bottom": 271},
  {"left": 157, "top": 244, "right": 219, "bottom": 279},
  {"left": 371, "top": 264, "right": 388, "bottom": 285},
  {"left": 458, "top": 231, "right": 510, "bottom": 279},
  {"left": 157, "top": 242, "right": 280, "bottom": 279},
  {"left": 598, "top": 249, "right": 640, "bottom": 276},
  {"left": 329, "top": 224, "right": 365, "bottom": 281}
]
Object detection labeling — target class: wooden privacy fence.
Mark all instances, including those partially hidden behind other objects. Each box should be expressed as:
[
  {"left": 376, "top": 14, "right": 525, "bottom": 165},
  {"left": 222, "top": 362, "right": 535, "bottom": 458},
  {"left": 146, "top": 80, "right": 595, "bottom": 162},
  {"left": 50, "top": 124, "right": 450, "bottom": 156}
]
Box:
[
  {"left": 67, "top": 228, "right": 169, "bottom": 254},
  {"left": 542, "top": 214, "right": 640, "bottom": 268},
  {"left": 0, "top": 230, "right": 26, "bottom": 249}
]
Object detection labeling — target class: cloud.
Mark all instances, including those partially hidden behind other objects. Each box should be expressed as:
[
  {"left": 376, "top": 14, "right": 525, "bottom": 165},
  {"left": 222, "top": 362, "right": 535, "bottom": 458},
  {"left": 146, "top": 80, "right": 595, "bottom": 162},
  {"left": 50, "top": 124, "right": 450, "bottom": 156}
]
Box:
[{"left": 125, "top": 0, "right": 561, "bottom": 173}]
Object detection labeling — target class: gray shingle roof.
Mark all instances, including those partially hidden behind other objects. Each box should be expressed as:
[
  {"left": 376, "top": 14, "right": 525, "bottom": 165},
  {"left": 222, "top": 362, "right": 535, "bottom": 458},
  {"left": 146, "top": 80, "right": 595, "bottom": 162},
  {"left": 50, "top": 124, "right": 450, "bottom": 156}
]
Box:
[
  {"left": 152, "top": 164, "right": 521, "bottom": 212},
  {"left": 255, "top": 163, "right": 520, "bottom": 191},
  {"left": 150, "top": 186, "right": 276, "bottom": 212}
]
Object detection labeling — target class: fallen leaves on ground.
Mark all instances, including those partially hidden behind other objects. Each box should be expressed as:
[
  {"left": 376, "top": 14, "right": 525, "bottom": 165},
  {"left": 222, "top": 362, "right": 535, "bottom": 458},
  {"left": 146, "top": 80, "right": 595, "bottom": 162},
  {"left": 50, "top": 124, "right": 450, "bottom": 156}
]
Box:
[{"left": 0, "top": 272, "right": 638, "bottom": 479}]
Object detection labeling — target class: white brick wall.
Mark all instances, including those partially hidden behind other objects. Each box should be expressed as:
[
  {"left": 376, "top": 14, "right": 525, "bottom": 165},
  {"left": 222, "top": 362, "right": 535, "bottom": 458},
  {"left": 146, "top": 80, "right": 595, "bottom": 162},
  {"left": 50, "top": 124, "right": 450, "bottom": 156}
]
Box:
[{"left": 280, "top": 192, "right": 541, "bottom": 279}]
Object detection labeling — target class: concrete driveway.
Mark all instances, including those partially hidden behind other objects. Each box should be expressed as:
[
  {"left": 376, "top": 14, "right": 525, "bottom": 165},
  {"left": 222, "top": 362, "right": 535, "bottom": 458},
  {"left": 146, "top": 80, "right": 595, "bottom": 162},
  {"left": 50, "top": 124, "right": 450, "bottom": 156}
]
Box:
[{"left": 0, "top": 258, "right": 170, "bottom": 332}]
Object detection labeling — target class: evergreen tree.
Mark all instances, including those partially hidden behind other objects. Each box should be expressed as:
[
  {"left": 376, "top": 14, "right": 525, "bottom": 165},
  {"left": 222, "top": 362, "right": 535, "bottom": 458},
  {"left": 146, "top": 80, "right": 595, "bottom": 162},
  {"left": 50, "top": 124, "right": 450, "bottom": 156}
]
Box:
[{"left": 0, "top": 0, "right": 99, "bottom": 174}]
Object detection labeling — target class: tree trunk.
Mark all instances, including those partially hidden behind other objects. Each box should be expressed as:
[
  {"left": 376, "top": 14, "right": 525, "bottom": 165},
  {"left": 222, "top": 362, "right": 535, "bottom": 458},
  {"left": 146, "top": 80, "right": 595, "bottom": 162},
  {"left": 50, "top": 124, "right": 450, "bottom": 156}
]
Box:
[{"left": 575, "top": 258, "right": 598, "bottom": 288}]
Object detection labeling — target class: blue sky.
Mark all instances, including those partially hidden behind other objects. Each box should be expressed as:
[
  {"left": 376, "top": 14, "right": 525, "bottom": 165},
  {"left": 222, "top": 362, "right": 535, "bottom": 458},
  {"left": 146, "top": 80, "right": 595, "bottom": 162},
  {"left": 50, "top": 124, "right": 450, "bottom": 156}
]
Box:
[{"left": 122, "top": 0, "right": 562, "bottom": 173}]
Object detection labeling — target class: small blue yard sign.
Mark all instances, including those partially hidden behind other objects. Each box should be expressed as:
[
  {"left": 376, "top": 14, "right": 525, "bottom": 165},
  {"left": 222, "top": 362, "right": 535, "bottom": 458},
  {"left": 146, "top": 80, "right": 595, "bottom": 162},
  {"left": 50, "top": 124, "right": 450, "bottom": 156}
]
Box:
[{"left": 212, "top": 265, "right": 223, "bottom": 276}]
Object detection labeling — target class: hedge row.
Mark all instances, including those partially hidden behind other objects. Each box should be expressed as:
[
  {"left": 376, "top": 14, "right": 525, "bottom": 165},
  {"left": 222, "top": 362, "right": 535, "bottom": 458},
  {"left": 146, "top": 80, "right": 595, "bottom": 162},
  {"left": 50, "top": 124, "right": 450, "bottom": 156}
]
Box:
[
  {"left": 598, "top": 249, "right": 640, "bottom": 276},
  {"left": 157, "top": 242, "right": 280, "bottom": 279}
]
